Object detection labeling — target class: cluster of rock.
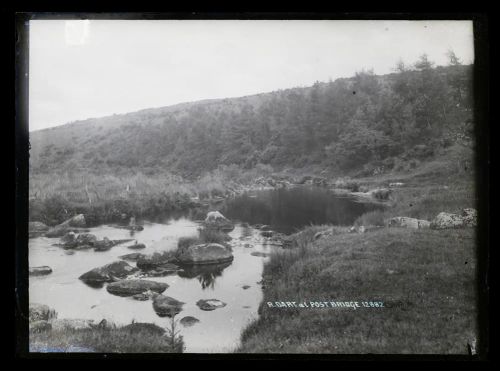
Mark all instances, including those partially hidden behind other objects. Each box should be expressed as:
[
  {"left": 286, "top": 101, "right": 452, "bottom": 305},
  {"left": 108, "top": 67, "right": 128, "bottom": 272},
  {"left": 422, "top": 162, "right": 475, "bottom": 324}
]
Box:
[{"left": 351, "top": 208, "right": 478, "bottom": 233}]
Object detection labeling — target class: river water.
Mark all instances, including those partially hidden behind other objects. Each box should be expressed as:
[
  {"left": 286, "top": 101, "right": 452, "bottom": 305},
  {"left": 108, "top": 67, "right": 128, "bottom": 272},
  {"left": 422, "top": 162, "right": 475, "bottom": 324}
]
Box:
[{"left": 29, "top": 186, "right": 382, "bottom": 353}]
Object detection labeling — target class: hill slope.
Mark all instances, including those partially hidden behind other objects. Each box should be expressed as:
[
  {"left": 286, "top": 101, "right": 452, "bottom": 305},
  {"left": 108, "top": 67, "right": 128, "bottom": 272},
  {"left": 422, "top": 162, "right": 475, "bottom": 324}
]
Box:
[{"left": 29, "top": 63, "right": 474, "bottom": 179}]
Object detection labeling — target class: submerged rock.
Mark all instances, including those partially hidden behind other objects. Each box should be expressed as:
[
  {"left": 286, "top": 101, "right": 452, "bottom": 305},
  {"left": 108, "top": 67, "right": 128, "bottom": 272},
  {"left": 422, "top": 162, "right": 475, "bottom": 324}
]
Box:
[
  {"left": 152, "top": 294, "right": 185, "bottom": 317},
  {"left": 106, "top": 279, "right": 168, "bottom": 297},
  {"left": 29, "top": 266, "right": 53, "bottom": 276},
  {"left": 79, "top": 261, "right": 139, "bottom": 285},
  {"left": 387, "top": 217, "right": 431, "bottom": 229},
  {"left": 196, "top": 299, "right": 227, "bottom": 311},
  {"left": 176, "top": 243, "right": 234, "bottom": 265},
  {"left": 180, "top": 316, "right": 200, "bottom": 327},
  {"left": 204, "top": 211, "right": 235, "bottom": 232}
]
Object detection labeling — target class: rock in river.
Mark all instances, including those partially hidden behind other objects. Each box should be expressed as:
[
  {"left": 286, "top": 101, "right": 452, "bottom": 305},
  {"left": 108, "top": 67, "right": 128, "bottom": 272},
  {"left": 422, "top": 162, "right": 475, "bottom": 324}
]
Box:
[
  {"left": 127, "top": 242, "right": 146, "bottom": 250},
  {"left": 196, "top": 299, "right": 227, "bottom": 311},
  {"left": 29, "top": 266, "right": 53, "bottom": 276},
  {"left": 204, "top": 211, "right": 235, "bottom": 232},
  {"left": 79, "top": 261, "right": 139, "bottom": 285},
  {"left": 152, "top": 294, "right": 185, "bottom": 317},
  {"left": 180, "top": 316, "right": 200, "bottom": 327},
  {"left": 106, "top": 279, "right": 169, "bottom": 297},
  {"left": 176, "top": 243, "right": 234, "bottom": 265},
  {"left": 119, "top": 252, "right": 147, "bottom": 262}
]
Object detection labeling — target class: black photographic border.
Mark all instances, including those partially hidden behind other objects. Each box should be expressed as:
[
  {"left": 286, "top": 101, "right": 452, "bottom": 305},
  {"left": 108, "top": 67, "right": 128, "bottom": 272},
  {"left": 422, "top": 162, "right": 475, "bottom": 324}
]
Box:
[{"left": 13, "top": 11, "right": 490, "bottom": 361}]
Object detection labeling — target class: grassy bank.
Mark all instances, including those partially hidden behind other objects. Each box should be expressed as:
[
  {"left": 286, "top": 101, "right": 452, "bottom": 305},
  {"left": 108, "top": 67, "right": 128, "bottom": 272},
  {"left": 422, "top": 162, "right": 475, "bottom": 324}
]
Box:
[
  {"left": 238, "top": 227, "right": 477, "bottom": 354},
  {"left": 28, "top": 164, "right": 275, "bottom": 226},
  {"left": 237, "top": 143, "right": 479, "bottom": 354}
]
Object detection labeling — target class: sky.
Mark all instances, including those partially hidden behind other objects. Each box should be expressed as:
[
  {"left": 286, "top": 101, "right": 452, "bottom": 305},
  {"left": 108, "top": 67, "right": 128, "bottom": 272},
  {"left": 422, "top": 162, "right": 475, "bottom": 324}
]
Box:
[{"left": 29, "top": 20, "right": 475, "bottom": 131}]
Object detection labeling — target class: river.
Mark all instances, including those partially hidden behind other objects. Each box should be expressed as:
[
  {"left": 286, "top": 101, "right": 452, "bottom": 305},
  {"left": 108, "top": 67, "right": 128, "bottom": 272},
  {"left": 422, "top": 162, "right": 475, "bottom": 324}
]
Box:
[{"left": 29, "top": 186, "right": 382, "bottom": 353}]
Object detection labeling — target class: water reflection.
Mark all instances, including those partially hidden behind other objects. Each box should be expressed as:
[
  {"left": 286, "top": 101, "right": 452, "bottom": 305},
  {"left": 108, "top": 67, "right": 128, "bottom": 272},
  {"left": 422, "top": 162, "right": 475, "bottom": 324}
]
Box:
[
  {"left": 221, "top": 186, "right": 384, "bottom": 234},
  {"left": 178, "top": 261, "right": 232, "bottom": 290}
]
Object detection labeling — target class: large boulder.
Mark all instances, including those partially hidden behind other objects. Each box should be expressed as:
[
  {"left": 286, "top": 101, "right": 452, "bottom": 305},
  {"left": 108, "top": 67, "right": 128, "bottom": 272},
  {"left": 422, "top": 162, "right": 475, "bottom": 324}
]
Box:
[
  {"left": 152, "top": 294, "right": 185, "bottom": 317},
  {"left": 29, "top": 303, "right": 57, "bottom": 322},
  {"left": 176, "top": 243, "right": 233, "bottom": 265},
  {"left": 79, "top": 261, "right": 139, "bottom": 285},
  {"left": 106, "top": 279, "right": 169, "bottom": 297},
  {"left": 28, "top": 221, "right": 49, "bottom": 238},
  {"left": 204, "top": 211, "right": 234, "bottom": 232},
  {"left": 430, "top": 209, "right": 477, "bottom": 229},
  {"left": 29, "top": 266, "right": 53, "bottom": 276},
  {"left": 387, "top": 217, "right": 431, "bottom": 229}
]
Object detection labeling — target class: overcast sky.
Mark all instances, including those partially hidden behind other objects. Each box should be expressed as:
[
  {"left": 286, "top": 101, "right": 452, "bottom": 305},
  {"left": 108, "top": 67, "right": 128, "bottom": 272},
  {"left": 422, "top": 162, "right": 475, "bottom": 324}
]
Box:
[{"left": 29, "top": 20, "right": 474, "bottom": 131}]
